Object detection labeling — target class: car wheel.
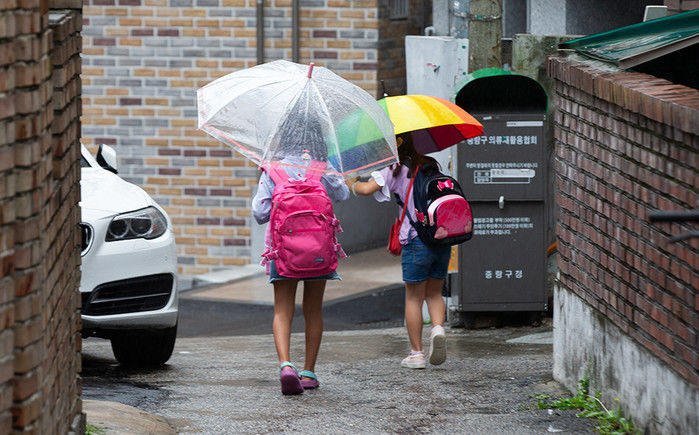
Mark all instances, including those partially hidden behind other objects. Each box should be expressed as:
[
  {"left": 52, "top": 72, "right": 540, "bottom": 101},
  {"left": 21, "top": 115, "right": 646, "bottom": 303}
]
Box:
[{"left": 110, "top": 323, "right": 177, "bottom": 368}]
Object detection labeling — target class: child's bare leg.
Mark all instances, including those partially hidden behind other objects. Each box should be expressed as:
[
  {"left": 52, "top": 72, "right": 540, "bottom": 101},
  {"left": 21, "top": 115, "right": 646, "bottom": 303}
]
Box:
[
  {"left": 302, "top": 280, "right": 326, "bottom": 375},
  {"left": 273, "top": 279, "right": 298, "bottom": 365},
  {"left": 425, "top": 278, "right": 445, "bottom": 327},
  {"left": 404, "top": 281, "right": 427, "bottom": 351}
]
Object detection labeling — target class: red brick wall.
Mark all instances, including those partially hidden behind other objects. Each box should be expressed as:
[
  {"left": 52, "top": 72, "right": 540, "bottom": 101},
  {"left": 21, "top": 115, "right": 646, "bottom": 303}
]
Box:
[
  {"left": 0, "top": 0, "right": 83, "bottom": 432},
  {"left": 548, "top": 57, "right": 698, "bottom": 385}
]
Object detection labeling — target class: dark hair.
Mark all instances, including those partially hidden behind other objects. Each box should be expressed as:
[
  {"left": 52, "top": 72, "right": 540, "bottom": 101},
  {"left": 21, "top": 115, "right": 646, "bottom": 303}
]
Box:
[
  {"left": 271, "top": 91, "right": 329, "bottom": 162},
  {"left": 273, "top": 116, "right": 328, "bottom": 162},
  {"left": 392, "top": 132, "right": 438, "bottom": 178}
]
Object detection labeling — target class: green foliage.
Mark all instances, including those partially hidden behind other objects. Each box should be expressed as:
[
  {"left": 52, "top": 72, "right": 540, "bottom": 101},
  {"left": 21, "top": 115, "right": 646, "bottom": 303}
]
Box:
[
  {"left": 533, "top": 377, "right": 640, "bottom": 435},
  {"left": 86, "top": 423, "right": 105, "bottom": 435},
  {"left": 532, "top": 393, "right": 551, "bottom": 409}
]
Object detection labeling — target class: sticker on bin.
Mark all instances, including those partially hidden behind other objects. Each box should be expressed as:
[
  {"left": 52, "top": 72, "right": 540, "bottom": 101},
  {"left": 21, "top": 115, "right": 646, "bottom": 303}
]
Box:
[{"left": 473, "top": 168, "right": 536, "bottom": 184}]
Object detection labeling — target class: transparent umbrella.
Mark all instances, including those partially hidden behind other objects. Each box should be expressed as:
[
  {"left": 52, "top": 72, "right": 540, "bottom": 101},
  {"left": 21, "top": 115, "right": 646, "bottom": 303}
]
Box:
[{"left": 197, "top": 60, "right": 398, "bottom": 177}]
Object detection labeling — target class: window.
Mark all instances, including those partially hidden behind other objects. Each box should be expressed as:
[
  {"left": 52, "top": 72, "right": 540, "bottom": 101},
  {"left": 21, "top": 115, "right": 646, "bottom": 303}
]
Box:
[{"left": 389, "top": 0, "right": 408, "bottom": 20}]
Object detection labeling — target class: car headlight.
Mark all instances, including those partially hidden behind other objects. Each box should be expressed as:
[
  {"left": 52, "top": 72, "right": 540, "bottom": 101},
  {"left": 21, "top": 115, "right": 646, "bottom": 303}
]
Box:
[{"left": 106, "top": 206, "right": 168, "bottom": 242}]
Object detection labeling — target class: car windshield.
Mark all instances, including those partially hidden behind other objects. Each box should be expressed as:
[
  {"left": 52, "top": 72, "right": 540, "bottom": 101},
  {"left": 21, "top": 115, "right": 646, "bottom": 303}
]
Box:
[{"left": 81, "top": 156, "right": 91, "bottom": 168}]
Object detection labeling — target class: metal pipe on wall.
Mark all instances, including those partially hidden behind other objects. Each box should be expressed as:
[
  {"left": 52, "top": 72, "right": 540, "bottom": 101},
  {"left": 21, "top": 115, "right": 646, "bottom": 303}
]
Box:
[
  {"left": 292, "top": 0, "right": 299, "bottom": 62},
  {"left": 256, "top": 0, "right": 264, "bottom": 64}
]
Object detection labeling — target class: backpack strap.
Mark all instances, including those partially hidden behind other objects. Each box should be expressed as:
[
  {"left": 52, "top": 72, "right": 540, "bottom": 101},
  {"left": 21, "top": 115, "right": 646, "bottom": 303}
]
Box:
[
  {"left": 396, "top": 166, "right": 428, "bottom": 228},
  {"left": 394, "top": 165, "right": 419, "bottom": 229},
  {"left": 264, "top": 163, "right": 290, "bottom": 186},
  {"left": 305, "top": 160, "right": 326, "bottom": 182},
  {"left": 394, "top": 166, "right": 419, "bottom": 206}
]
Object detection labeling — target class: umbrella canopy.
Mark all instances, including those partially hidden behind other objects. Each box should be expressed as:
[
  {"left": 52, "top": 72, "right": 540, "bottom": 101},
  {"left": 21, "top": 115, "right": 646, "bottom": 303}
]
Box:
[
  {"left": 378, "top": 95, "right": 483, "bottom": 154},
  {"left": 197, "top": 60, "right": 398, "bottom": 177}
]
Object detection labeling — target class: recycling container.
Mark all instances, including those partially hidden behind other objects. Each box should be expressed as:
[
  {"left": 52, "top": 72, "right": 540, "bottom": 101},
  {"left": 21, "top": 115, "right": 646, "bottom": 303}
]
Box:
[{"left": 451, "top": 68, "right": 548, "bottom": 318}]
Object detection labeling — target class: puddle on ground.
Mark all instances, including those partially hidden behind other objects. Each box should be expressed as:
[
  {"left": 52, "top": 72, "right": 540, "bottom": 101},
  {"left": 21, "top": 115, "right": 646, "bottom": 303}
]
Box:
[
  {"left": 81, "top": 352, "right": 170, "bottom": 409},
  {"left": 506, "top": 331, "right": 553, "bottom": 344},
  {"left": 192, "top": 378, "right": 276, "bottom": 387}
]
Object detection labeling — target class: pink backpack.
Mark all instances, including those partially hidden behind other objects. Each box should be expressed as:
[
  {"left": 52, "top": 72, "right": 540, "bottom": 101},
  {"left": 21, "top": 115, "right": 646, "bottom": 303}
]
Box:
[{"left": 261, "top": 161, "right": 345, "bottom": 278}]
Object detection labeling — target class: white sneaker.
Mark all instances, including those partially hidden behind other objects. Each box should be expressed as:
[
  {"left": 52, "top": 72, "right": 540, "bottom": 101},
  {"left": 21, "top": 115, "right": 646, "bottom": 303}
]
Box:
[
  {"left": 400, "top": 351, "right": 426, "bottom": 369},
  {"left": 428, "top": 325, "right": 446, "bottom": 365}
]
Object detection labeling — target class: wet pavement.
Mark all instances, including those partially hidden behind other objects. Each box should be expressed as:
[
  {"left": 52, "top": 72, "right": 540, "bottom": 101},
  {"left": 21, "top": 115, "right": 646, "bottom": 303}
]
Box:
[
  {"left": 176, "top": 284, "right": 406, "bottom": 338},
  {"left": 82, "top": 323, "right": 596, "bottom": 433},
  {"left": 82, "top": 247, "right": 592, "bottom": 433}
]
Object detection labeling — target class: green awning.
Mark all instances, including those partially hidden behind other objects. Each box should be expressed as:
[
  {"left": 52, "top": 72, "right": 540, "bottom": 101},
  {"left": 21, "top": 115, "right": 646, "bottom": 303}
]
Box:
[{"left": 559, "top": 9, "right": 699, "bottom": 69}]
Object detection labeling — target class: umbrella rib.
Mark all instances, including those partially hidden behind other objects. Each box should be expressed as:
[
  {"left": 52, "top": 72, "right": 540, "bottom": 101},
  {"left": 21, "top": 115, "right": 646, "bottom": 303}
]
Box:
[
  {"left": 201, "top": 60, "right": 306, "bottom": 89},
  {"left": 309, "top": 82, "right": 343, "bottom": 174},
  {"left": 260, "top": 89, "right": 305, "bottom": 164},
  {"left": 331, "top": 83, "right": 398, "bottom": 149},
  {"left": 201, "top": 122, "right": 263, "bottom": 164},
  {"left": 202, "top": 78, "right": 304, "bottom": 123},
  {"left": 331, "top": 84, "right": 400, "bottom": 173}
]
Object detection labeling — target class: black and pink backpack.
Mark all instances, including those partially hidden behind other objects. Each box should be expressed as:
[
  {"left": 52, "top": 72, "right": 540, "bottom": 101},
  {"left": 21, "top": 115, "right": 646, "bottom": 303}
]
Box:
[{"left": 398, "top": 164, "right": 473, "bottom": 247}]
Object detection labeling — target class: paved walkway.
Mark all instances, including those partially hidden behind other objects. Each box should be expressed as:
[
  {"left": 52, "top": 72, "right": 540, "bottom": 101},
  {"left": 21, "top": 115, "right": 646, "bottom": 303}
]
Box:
[
  {"left": 82, "top": 326, "right": 594, "bottom": 434},
  {"left": 82, "top": 249, "right": 593, "bottom": 433}
]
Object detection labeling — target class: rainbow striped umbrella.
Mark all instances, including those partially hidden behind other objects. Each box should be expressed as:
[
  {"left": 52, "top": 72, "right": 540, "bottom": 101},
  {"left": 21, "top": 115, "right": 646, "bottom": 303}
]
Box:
[{"left": 377, "top": 95, "right": 483, "bottom": 154}]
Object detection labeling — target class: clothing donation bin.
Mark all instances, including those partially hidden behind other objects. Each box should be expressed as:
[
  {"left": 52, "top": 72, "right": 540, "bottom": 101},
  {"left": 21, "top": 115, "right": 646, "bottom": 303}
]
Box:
[{"left": 450, "top": 68, "right": 548, "bottom": 323}]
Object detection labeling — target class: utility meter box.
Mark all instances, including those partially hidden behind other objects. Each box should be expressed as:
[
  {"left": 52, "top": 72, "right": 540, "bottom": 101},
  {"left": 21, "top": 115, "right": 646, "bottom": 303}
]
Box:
[{"left": 451, "top": 68, "right": 548, "bottom": 315}]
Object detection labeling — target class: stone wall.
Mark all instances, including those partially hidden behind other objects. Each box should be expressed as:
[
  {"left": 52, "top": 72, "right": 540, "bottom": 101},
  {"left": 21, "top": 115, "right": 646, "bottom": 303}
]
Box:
[
  {"left": 548, "top": 56, "right": 697, "bottom": 432},
  {"left": 0, "top": 0, "right": 84, "bottom": 432},
  {"left": 80, "top": 0, "right": 424, "bottom": 275}
]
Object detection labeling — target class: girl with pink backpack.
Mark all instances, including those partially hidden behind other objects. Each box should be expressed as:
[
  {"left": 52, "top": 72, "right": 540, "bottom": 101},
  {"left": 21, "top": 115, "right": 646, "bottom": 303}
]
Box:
[
  {"left": 348, "top": 133, "right": 452, "bottom": 370},
  {"left": 252, "top": 130, "right": 349, "bottom": 395}
]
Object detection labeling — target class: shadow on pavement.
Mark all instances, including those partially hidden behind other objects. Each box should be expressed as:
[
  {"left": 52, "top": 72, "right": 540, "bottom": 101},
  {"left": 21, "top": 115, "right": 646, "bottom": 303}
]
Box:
[{"left": 177, "top": 284, "right": 406, "bottom": 338}]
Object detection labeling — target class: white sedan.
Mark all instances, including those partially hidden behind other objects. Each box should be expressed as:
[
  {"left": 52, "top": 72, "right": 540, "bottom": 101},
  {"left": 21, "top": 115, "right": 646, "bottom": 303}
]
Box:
[{"left": 80, "top": 144, "right": 178, "bottom": 367}]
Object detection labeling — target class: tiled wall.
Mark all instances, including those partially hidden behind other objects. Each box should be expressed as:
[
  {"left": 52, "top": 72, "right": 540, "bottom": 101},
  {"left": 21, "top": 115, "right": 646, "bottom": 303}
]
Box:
[{"left": 80, "top": 0, "right": 416, "bottom": 274}]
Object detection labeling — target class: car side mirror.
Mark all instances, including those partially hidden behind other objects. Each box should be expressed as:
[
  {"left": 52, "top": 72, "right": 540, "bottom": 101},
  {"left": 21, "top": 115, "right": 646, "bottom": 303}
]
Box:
[{"left": 96, "top": 144, "right": 118, "bottom": 174}]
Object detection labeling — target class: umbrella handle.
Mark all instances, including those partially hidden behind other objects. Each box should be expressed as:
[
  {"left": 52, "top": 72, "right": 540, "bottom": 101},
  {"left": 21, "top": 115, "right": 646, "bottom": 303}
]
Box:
[{"left": 307, "top": 62, "right": 314, "bottom": 78}]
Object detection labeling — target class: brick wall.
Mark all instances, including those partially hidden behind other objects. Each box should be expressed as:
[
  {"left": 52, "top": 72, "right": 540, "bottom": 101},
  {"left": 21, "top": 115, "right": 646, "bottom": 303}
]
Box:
[
  {"left": 80, "top": 0, "right": 421, "bottom": 275},
  {"left": 0, "top": 0, "right": 83, "bottom": 432},
  {"left": 377, "top": 0, "right": 423, "bottom": 96},
  {"left": 548, "top": 56, "right": 698, "bottom": 385}
]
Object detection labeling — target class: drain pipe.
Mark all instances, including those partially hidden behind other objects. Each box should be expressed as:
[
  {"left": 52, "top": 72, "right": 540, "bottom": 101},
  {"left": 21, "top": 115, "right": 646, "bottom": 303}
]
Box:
[
  {"left": 256, "top": 0, "right": 264, "bottom": 64},
  {"left": 292, "top": 0, "right": 299, "bottom": 62}
]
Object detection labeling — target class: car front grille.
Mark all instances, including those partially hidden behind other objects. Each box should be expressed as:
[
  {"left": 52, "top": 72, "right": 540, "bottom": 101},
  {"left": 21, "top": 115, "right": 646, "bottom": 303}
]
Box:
[
  {"left": 80, "top": 223, "right": 93, "bottom": 256},
  {"left": 82, "top": 273, "right": 174, "bottom": 316}
]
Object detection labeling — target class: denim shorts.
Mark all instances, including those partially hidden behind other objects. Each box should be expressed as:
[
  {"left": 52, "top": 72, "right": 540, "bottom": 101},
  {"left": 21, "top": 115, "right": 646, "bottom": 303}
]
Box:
[
  {"left": 268, "top": 260, "right": 341, "bottom": 283},
  {"left": 401, "top": 237, "right": 451, "bottom": 283}
]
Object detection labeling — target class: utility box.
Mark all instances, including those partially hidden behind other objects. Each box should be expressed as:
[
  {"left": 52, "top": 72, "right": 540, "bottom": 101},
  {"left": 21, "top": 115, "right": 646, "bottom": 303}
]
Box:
[
  {"left": 451, "top": 68, "right": 548, "bottom": 317},
  {"left": 405, "top": 35, "right": 469, "bottom": 171},
  {"left": 406, "top": 36, "right": 469, "bottom": 100}
]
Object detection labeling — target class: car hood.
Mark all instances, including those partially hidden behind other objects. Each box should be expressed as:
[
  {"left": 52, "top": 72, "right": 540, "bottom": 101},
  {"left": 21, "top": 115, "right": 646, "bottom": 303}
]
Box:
[{"left": 80, "top": 168, "right": 152, "bottom": 217}]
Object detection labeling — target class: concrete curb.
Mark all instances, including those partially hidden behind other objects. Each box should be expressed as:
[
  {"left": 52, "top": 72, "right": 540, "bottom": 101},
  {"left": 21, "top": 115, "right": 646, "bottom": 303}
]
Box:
[
  {"left": 84, "top": 400, "right": 176, "bottom": 434},
  {"left": 178, "top": 264, "right": 266, "bottom": 292}
]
